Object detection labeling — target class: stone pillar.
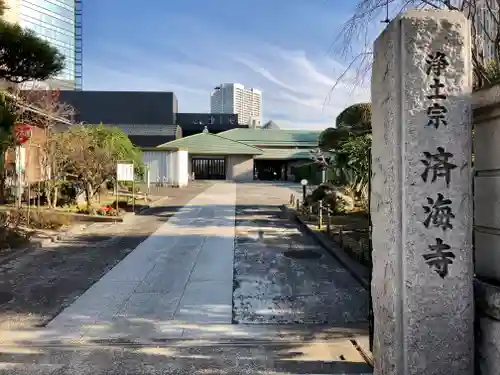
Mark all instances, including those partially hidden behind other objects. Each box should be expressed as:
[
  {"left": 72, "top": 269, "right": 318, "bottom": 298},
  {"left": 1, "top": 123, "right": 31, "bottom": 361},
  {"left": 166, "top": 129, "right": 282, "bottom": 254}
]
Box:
[{"left": 371, "top": 10, "right": 473, "bottom": 375}]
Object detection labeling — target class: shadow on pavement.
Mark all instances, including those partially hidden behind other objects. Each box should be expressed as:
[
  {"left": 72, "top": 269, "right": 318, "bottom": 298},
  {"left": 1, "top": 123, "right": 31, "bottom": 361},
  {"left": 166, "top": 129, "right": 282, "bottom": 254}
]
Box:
[{"left": 0, "top": 319, "right": 372, "bottom": 374}]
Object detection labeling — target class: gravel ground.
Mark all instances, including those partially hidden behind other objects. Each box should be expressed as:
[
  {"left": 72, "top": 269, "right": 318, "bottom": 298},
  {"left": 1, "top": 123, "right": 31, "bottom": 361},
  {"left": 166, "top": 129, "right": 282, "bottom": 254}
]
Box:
[{"left": 233, "top": 183, "right": 369, "bottom": 325}]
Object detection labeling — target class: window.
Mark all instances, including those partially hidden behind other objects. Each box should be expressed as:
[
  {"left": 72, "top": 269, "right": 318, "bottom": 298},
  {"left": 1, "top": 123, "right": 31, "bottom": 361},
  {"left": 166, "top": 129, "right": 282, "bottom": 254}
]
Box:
[
  {"left": 22, "top": 0, "right": 74, "bottom": 23},
  {"left": 18, "top": 1, "right": 77, "bottom": 84}
]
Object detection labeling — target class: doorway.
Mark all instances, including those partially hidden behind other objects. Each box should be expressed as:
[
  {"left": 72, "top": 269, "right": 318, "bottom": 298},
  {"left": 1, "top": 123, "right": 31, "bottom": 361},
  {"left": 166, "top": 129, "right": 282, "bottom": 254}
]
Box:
[
  {"left": 191, "top": 158, "right": 226, "bottom": 180},
  {"left": 254, "top": 160, "right": 287, "bottom": 181}
]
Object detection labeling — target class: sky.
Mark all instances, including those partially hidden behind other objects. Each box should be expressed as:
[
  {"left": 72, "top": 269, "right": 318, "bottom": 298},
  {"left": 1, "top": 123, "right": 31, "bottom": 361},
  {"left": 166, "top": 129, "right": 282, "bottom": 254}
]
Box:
[{"left": 82, "top": 0, "right": 372, "bottom": 130}]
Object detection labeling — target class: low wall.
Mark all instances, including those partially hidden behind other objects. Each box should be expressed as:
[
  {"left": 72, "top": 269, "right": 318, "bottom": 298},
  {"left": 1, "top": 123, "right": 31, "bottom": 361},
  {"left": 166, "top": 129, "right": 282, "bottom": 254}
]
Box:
[{"left": 472, "top": 85, "right": 500, "bottom": 374}]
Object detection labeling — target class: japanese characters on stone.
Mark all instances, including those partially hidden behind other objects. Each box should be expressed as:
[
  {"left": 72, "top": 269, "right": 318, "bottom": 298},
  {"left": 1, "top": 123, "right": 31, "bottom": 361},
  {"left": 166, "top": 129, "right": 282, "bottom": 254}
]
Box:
[
  {"left": 426, "top": 52, "right": 449, "bottom": 129},
  {"left": 421, "top": 51, "right": 456, "bottom": 279},
  {"left": 420, "top": 147, "right": 457, "bottom": 188}
]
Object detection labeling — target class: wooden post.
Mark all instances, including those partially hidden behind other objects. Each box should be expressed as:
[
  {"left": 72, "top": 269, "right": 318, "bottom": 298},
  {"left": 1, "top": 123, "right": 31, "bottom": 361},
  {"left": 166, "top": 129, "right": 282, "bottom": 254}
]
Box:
[
  {"left": 326, "top": 207, "right": 331, "bottom": 234},
  {"left": 37, "top": 180, "right": 40, "bottom": 208},
  {"left": 115, "top": 183, "right": 119, "bottom": 221},
  {"left": 318, "top": 201, "right": 323, "bottom": 230}
]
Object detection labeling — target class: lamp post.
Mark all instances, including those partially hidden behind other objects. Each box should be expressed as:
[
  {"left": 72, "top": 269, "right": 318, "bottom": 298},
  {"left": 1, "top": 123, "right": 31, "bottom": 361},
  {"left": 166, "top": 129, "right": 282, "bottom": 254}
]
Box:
[{"left": 300, "top": 179, "right": 308, "bottom": 204}]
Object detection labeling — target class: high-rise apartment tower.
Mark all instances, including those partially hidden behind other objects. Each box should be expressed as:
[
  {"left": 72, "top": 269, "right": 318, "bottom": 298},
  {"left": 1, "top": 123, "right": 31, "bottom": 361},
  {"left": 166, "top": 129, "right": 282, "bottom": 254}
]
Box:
[
  {"left": 2, "top": 0, "right": 83, "bottom": 90},
  {"left": 210, "top": 83, "right": 262, "bottom": 126}
]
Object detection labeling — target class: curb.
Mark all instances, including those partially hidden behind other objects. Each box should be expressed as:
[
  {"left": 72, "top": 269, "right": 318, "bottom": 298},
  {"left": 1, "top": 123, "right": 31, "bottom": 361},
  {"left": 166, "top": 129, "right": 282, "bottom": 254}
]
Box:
[
  {"left": 282, "top": 205, "right": 370, "bottom": 290},
  {"left": 29, "top": 222, "right": 96, "bottom": 247},
  {"left": 281, "top": 205, "right": 374, "bottom": 366},
  {"left": 136, "top": 195, "right": 171, "bottom": 214}
]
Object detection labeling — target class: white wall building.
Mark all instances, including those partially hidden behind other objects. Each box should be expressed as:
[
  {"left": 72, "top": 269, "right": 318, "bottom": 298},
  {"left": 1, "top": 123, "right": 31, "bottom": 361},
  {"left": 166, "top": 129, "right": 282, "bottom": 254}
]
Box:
[
  {"left": 210, "top": 83, "right": 262, "bottom": 126},
  {"left": 142, "top": 150, "right": 189, "bottom": 188}
]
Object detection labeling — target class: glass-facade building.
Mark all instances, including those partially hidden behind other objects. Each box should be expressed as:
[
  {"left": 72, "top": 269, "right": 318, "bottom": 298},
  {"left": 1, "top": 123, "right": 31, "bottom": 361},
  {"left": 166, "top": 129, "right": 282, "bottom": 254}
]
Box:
[{"left": 4, "top": 0, "right": 82, "bottom": 90}]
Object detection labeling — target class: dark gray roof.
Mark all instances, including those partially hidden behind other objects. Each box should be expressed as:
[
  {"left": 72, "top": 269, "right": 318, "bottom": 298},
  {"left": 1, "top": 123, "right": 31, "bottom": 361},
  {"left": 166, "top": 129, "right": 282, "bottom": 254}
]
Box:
[
  {"left": 128, "top": 135, "right": 177, "bottom": 148},
  {"left": 58, "top": 90, "right": 177, "bottom": 125},
  {"left": 100, "top": 124, "right": 180, "bottom": 136}
]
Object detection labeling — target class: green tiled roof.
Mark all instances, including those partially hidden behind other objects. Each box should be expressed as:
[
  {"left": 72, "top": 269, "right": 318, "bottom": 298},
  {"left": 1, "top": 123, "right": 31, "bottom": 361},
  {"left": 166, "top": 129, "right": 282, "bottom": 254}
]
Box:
[
  {"left": 218, "top": 128, "right": 320, "bottom": 147},
  {"left": 254, "top": 148, "right": 316, "bottom": 160},
  {"left": 157, "top": 132, "right": 263, "bottom": 155}
]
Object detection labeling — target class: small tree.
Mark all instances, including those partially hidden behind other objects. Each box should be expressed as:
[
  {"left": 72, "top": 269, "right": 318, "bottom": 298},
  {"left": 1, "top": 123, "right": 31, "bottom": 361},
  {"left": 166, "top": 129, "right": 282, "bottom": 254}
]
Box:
[
  {"left": 19, "top": 90, "right": 74, "bottom": 207},
  {"left": 37, "top": 131, "right": 73, "bottom": 207},
  {"left": 64, "top": 124, "right": 143, "bottom": 208}
]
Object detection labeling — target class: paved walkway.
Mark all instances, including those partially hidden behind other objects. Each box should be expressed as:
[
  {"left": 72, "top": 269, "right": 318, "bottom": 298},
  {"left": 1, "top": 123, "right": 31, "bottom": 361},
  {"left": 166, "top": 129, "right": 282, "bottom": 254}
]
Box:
[{"left": 46, "top": 183, "right": 236, "bottom": 339}]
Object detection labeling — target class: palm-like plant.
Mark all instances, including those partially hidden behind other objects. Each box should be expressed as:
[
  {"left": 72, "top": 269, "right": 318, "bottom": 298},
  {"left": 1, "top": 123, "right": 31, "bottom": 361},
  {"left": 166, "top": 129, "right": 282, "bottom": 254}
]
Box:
[
  {"left": 335, "top": 133, "right": 371, "bottom": 199},
  {"left": 318, "top": 102, "right": 372, "bottom": 202}
]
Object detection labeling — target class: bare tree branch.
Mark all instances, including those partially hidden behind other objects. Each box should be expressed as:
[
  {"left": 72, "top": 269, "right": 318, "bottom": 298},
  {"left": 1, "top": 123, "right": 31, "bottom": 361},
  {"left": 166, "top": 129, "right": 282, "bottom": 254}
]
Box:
[
  {"left": 14, "top": 88, "right": 74, "bottom": 130},
  {"left": 326, "top": 0, "right": 498, "bottom": 102}
]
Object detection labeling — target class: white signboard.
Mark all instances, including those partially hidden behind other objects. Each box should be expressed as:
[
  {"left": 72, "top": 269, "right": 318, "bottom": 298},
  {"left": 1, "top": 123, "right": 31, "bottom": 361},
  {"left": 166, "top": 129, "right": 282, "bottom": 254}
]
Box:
[
  {"left": 18, "top": 80, "right": 51, "bottom": 91},
  {"left": 117, "top": 163, "right": 134, "bottom": 182}
]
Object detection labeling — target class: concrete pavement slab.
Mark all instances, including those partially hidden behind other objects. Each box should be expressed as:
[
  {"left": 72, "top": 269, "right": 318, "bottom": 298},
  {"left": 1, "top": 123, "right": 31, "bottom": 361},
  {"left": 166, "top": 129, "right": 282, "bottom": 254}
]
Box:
[
  {"left": 189, "top": 236, "right": 234, "bottom": 283},
  {"left": 133, "top": 240, "right": 203, "bottom": 294},
  {"left": 47, "top": 281, "right": 142, "bottom": 328},
  {"left": 174, "top": 280, "right": 233, "bottom": 323},
  {"left": 115, "top": 294, "right": 181, "bottom": 322}
]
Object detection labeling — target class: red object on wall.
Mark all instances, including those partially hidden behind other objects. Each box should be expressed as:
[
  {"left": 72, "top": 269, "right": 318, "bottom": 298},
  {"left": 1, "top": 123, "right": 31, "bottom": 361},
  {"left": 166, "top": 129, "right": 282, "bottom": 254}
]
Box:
[{"left": 14, "top": 124, "right": 32, "bottom": 144}]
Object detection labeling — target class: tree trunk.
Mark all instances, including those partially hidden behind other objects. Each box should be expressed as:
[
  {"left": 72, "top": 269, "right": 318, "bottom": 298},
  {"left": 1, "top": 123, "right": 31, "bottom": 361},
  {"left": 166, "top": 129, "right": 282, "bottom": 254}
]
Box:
[
  {"left": 0, "top": 170, "right": 6, "bottom": 204},
  {"left": 52, "top": 185, "right": 59, "bottom": 208},
  {"left": 85, "top": 182, "right": 94, "bottom": 209},
  {"left": 0, "top": 149, "right": 6, "bottom": 204},
  {"left": 44, "top": 183, "right": 52, "bottom": 208}
]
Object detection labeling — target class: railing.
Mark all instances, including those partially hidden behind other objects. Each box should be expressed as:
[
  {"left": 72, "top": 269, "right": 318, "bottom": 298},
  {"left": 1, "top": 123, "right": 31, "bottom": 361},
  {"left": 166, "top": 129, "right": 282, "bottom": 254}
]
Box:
[{"left": 288, "top": 192, "right": 371, "bottom": 266}]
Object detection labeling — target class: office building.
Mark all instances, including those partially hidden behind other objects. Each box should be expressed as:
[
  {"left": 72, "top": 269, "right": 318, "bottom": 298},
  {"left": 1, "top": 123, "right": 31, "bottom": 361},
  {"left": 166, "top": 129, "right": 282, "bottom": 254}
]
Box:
[
  {"left": 2, "top": 0, "right": 83, "bottom": 90},
  {"left": 210, "top": 83, "right": 262, "bottom": 126}
]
